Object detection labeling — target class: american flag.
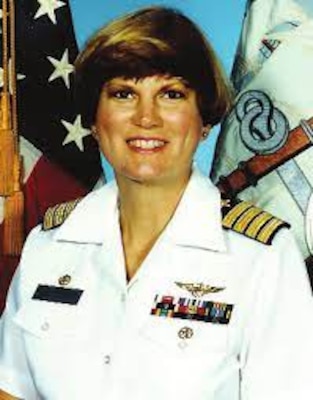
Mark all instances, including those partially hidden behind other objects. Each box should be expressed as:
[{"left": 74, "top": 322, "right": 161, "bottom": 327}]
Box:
[{"left": 0, "top": 0, "right": 102, "bottom": 312}]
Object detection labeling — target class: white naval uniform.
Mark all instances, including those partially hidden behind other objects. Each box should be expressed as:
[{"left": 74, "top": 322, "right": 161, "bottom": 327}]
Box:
[{"left": 0, "top": 168, "right": 313, "bottom": 400}]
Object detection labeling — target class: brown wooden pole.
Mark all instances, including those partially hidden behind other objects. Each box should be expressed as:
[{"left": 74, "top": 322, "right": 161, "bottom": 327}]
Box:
[{"left": 3, "top": 0, "right": 25, "bottom": 256}]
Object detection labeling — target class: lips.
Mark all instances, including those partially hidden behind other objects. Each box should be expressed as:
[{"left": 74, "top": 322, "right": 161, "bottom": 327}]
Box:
[{"left": 127, "top": 138, "right": 167, "bottom": 150}]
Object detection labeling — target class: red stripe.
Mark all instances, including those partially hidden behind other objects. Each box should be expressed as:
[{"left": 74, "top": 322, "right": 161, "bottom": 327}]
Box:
[{"left": 24, "top": 155, "right": 88, "bottom": 234}]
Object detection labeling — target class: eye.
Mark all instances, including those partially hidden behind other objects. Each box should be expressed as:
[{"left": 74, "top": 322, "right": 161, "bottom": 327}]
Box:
[
  {"left": 110, "top": 89, "right": 135, "bottom": 100},
  {"left": 162, "top": 89, "right": 186, "bottom": 100}
]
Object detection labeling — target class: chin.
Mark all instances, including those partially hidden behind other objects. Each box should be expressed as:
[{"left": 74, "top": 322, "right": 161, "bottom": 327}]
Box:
[
  {"left": 122, "top": 165, "right": 165, "bottom": 181},
  {"left": 118, "top": 171, "right": 169, "bottom": 186},
  {"left": 117, "top": 162, "right": 188, "bottom": 186},
  {"left": 129, "top": 173, "right": 164, "bottom": 185}
]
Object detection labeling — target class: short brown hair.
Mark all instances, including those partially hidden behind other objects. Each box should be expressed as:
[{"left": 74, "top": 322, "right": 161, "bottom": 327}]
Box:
[{"left": 74, "top": 6, "right": 232, "bottom": 127}]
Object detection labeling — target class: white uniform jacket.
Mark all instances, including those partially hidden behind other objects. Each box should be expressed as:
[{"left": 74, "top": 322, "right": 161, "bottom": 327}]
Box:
[{"left": 0, "top": 169, "right": 313, "bottom": 400}]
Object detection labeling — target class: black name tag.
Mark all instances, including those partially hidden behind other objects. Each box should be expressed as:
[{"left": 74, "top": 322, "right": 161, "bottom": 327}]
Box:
[{"left": 32, "top": 285, "right": 83, "bottom": 305}]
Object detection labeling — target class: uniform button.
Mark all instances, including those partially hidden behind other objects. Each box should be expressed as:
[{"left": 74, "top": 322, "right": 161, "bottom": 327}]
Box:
[
  {"left": 104, "top": 355, "right": 111, "bottom": 365},
  {"left": 41, "top": 322, "right": 50, "bottom": 331},
  {"left": 178, "top": 341, "right": 188, "bottom": 349},
  {"left": 177, "top": 326, "right": 193, "bottom": 350},
  {"left": 120, "top": 293, "right": 126, "bottom": 303}
]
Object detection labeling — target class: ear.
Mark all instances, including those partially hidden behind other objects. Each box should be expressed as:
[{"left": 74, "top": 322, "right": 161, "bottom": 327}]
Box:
[
  {"left": 201, "top": 124, "right": 211, "bottom": 140},
  {"left": 91, "top": 125, "right": 98, "bottom": 140}
]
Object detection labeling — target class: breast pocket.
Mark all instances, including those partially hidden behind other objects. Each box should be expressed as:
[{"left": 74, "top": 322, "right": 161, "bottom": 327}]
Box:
[
  {"left": 139, "top": 316, "right": 230, "bottom": 358},
  {"left": 13, "top": 299, "right": 92, "bottom": 343},
  {"left": 135, "top": 315, "right": 232, "bottom": 399},
  {"left": 12, "top": 299, "right": 108, "bottom": 400}
]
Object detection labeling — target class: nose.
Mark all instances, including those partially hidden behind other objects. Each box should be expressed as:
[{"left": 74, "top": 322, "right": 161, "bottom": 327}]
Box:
[{"left": 132, "top": 97, "right": 162, "bottom": 129}]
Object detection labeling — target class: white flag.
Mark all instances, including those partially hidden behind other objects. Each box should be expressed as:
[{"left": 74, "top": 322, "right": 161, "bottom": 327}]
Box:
[{"left": 211, "top": 0, "right": 313, "bottom": 260}]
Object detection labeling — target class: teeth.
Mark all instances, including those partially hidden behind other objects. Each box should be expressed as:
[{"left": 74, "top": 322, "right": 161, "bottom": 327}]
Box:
[{"left": 128, "top": 139, "right": 166, "bottom": 149}]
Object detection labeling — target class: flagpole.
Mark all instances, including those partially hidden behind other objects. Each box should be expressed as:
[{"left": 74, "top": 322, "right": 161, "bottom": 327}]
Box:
[
  {"left": 0, "top": 0, "right": 13, "bottom": 193},
  {"left": 1, "top": 0, "right": 24, "bottom": 256},
  {"left": 9, "top": 0, "right": 17, "bottom": 139}
]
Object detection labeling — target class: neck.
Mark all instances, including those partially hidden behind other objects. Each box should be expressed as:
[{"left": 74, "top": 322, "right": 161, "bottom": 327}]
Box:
[
  {"left": 118, "top": 175, "right": 189, "bottom": 238},
  {"left": 116, "top": 174, "right": 190, "bottom": 279}
]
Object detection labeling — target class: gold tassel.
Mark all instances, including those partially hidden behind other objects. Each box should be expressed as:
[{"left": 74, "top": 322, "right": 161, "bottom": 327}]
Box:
[
  {"left": 3, "top": 190, "right": 24, "bottom": 256},
  {"left": 0, "top": 91, "right": 11, "bottom": 129},
  {"left": 3, "top": 154, "right": 24, "bottom": 256},
  {"left": 0, "top": 129, "right": 15, "bottom": 195}
]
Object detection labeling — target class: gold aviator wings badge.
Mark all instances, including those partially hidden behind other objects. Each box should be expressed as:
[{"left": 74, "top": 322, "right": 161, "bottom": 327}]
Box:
[{"left": 175, "top": 282, "right": 225, "bottom": 298}]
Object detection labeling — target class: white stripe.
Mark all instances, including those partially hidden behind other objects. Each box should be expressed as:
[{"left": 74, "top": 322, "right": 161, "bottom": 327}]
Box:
[
  {"left": 20, "top": 136, "right": 42, "bottom": 182},
  {"left": 0, "top": 137, "right": 42, "bottom": 224}
]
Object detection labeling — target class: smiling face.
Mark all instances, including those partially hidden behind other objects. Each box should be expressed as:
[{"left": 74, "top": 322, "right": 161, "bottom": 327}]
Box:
[{"left": 93, "top": 75, "right": 204, "bottom": 187}]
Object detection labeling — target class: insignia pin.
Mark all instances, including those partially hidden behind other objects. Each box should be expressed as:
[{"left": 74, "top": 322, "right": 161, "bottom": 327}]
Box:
[
  {"left": 175, "top": 282, "right": 225, "bottom": 298},
  {"left": 178, "top": 326, "right": 194, "bottom": 340},
  {"left": 58, "top": 274, "right": 71, "bottom": 286},
  {"left": 221, "top": 199, "right": 231, "bottom": 208}
]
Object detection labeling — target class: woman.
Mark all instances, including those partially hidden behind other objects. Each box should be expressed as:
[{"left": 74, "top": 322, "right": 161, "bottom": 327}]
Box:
[{"left": 0, "top": 6, "right": 312, "bottom": 400}]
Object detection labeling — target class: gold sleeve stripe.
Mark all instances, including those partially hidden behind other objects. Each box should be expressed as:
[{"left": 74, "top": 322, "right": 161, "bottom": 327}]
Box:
[
  {"left": 53, "top": 203, "right": 68, "bottom": 227},
  {"left": 221, "top": 197, "right": 290, "bottom": 244},
  {"left": 257, "top": 217, "right": 286, "bottom": 244},
  {"left": 245, "top": 211, "right": 273, "bottom": 238},
  {"left": 222, "top": 201, "right": 253, "bottom": 229},
  {"left": 42, "top": 198, "right": 81, "bottom": 230},
  {"left": 233, "top": 206, "right": 263, "bottom": 233},
  {"left": 43, "top": 207, "right": 54, "bottom": 230}
]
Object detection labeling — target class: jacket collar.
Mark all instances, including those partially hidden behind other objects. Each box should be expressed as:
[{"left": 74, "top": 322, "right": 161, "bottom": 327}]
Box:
[
  {"left": 54, "top": 180, "right": 119, "bottom": 244},
  {"left": 163, "top": 168, "right": 227, "bottom": 252},
  {"left": 53, "top": 168, "right": 226, "bottom": 253}
]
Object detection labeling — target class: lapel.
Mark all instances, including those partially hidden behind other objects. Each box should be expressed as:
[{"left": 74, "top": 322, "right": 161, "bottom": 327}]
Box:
[{"left": 164, "top": 168, "right": 227, "bottom": 253}]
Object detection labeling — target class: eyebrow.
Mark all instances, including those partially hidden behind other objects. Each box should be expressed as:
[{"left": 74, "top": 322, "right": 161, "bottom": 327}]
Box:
[{"left": 104, "top": 77, "right": 191, "bottom": 90}]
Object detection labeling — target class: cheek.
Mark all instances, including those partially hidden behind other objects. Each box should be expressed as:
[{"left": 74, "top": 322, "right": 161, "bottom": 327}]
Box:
[
  {"left": 95, "top": 110, "right": 116, "bottom": 136},
  {"left": 94, "top": 100, "right": 128, "bottom": 135},
  {"left": 166, "top": 109, "right": 202, "bottom": 139}
]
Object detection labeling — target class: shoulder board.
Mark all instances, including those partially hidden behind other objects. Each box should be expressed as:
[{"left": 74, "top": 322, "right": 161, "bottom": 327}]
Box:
[
  {"left": 42, "top": 198, "right": 81, "bottom": 231},
  {"left": 221, "top": 196, "right": 290, "bottom": 245}
]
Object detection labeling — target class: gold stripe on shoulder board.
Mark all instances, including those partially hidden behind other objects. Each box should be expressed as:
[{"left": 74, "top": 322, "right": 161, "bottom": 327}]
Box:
[
  {"left": 221, "top": 197, "right": 290, "bottom": 245},
  {"left": 42, "top": 198, "right": 81, "bottom": 231}
]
